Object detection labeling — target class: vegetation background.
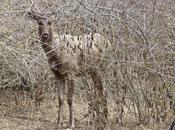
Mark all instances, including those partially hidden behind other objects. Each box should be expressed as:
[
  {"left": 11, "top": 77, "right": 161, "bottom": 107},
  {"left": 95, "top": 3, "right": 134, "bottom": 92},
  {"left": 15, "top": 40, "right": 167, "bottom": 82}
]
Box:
[{"left": 0, "top": 0, "right": 175, "bottom": 129}]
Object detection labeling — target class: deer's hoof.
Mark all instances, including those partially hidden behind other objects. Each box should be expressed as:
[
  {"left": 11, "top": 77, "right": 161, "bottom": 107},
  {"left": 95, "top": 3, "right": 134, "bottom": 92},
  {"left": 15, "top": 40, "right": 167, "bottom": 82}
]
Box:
[
  {"left": 66, "top": 126, "right": 75, "bottom": 130},
  {"left": 67, "top": 123, "right": 75, "bottom": 130}
]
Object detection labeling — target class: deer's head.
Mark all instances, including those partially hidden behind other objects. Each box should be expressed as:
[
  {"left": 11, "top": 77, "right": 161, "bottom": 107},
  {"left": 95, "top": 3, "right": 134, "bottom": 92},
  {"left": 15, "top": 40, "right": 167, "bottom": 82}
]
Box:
[{"left": 28, "top": 11, "right": 52, "bottom": 42}]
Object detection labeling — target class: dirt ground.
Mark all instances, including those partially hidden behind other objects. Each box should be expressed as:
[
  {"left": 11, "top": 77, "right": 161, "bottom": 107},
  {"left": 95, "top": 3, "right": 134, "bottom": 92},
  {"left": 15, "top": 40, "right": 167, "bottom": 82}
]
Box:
[{"left": 0, "top": 89, "right": 170, "bottom": 130}]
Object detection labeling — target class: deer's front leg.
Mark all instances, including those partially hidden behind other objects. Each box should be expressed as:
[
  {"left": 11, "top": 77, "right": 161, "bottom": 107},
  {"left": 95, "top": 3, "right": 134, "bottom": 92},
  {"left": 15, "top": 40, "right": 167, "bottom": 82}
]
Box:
[
  {"left": 57, "top": 79, "right": 65, "bottom": 126},
  {"left": 67, "top": 79, "right": 74, "bottom": 128}
]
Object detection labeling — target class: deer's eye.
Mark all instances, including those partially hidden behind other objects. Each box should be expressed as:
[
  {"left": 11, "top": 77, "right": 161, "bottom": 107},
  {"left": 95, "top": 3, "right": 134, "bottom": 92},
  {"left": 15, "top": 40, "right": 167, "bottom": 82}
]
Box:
[
  {"left": 38, "top": 20, "right": 43, "bottom": 25},
  {"left": 48, "top": 21, "right": 51, "bottom": 25}
]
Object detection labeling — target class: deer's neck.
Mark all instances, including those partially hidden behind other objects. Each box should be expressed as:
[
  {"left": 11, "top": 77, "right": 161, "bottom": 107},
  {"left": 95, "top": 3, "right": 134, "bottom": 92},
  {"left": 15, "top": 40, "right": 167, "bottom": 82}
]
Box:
[
  {"left": 41, "top": 41, "right": 54, "bottom": 57},
  {"left": 40, "top": 33, "right": 63, "bottom": 67}
]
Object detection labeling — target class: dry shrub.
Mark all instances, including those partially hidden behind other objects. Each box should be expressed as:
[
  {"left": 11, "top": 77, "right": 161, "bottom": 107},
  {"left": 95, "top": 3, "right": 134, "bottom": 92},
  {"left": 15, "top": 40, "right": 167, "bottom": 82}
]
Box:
[{"left": 0, "top": 0, "right": 175, "bottom": 129}]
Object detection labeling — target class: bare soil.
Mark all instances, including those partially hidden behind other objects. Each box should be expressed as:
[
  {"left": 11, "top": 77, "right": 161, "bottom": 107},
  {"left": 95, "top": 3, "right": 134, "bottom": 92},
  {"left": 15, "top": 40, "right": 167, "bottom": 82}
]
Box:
[{"left": 0, "top": 89, "right": 170, "bottom": 130}]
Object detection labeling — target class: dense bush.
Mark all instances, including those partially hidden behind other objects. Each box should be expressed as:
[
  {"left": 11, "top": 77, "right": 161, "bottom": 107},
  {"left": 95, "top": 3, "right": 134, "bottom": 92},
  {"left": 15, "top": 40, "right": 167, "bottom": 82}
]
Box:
[{"left": 0, "top": 0, "right": 175, "bottom": 129}]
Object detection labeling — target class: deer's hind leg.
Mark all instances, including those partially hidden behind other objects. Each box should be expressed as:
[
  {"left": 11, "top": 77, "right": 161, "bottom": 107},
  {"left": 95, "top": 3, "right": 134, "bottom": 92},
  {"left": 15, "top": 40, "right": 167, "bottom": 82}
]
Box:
[
  {"left": 67, "top": 79, "right": 74, "bottom": 128},
  {"left": 89, "top": 71, "right": 108, "bottom": 130},
  {"left": 56, "top": 78, "right": 66, "bottom": 126}
]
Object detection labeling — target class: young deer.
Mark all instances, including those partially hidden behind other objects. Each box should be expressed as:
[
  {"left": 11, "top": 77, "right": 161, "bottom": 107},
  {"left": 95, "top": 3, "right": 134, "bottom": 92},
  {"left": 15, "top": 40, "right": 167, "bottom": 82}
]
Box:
[{"left": 28, "top": 11, "right": 110, "bottom": 130}]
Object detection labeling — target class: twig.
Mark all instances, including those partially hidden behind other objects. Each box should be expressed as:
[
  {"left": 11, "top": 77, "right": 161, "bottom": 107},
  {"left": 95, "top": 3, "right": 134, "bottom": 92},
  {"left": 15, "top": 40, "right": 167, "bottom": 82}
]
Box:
[{"left": 28, "top": 0, "right": 40, "bottom": 13}]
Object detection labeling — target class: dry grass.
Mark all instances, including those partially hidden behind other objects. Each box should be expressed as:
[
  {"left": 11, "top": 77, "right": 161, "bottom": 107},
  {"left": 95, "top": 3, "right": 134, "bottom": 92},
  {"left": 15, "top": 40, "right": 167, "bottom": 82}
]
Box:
[
  {"left": 1, "top": 0, "right": 175, "bottom": 129},
  {"left": 0, "top": 89, "right": 168, "bottom": 130}
]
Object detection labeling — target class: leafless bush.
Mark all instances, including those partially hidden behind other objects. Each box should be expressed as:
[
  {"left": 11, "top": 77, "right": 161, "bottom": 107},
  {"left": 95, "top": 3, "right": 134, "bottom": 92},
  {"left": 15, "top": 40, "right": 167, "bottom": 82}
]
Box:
[{"left": 0, "top": 0, "right": 175, "bottom": 129}]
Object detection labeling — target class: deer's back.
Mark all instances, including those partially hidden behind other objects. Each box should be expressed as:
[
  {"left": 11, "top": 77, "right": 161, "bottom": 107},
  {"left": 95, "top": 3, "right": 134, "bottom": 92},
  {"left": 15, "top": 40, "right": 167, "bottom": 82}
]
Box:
[{"left": 52, "top": 33, "right": 111, "bottom": 74}]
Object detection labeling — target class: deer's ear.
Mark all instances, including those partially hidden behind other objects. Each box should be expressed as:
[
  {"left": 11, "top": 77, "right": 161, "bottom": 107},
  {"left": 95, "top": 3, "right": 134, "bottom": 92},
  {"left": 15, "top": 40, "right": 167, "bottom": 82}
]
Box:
[{"left": 28, "top": 11, "right": 40, "bottom": 21}]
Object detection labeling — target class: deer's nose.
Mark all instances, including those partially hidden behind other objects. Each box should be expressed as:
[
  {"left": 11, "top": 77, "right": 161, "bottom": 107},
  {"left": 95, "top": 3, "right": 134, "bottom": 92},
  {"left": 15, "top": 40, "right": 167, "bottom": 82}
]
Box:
[{"left": 42, "top": 33, "right": 49, "bottom": 38}]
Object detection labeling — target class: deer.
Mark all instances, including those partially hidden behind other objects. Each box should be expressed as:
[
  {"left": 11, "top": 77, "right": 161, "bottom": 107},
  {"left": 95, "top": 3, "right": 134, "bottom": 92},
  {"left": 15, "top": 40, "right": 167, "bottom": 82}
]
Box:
[{"left": 28, "top": 11, "right": 110, "bottom": 130}]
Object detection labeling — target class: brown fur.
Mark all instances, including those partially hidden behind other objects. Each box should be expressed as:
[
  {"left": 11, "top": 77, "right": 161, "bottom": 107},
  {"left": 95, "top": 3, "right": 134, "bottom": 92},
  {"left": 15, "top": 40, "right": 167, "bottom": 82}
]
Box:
[{"left": 28, "top": 11, "right": 109, "bottom": 129}]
